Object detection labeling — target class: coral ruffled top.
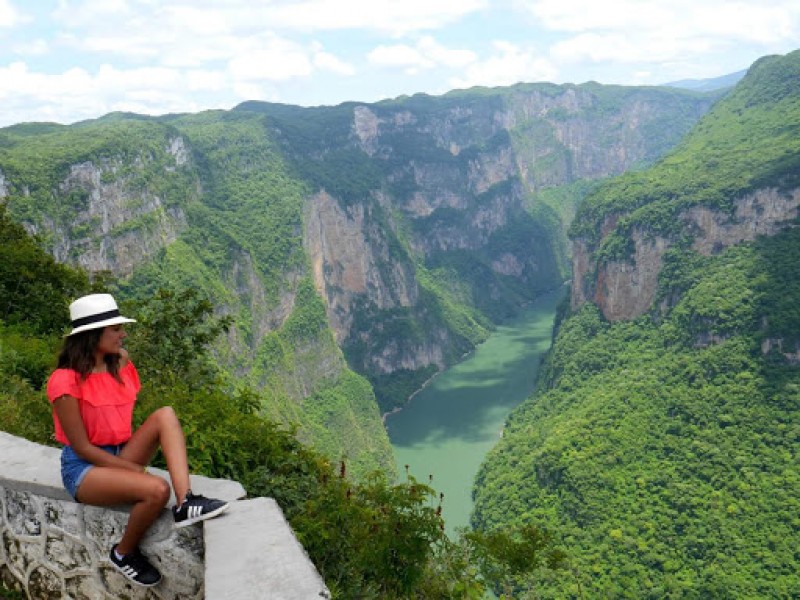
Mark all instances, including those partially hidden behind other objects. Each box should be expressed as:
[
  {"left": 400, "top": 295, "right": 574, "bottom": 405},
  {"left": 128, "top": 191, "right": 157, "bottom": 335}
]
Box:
[{"left": 46, "top": 361, "right": 141, "bottom": 446}]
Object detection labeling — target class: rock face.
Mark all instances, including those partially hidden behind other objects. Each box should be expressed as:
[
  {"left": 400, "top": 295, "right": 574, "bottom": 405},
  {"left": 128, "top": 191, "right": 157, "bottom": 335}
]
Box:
[
  {"left": 21, "top": 138, "right": 194, "bottom": 277},
  {"left": 685, "top": 187, "right": 800, "bottom": 256},
  {"left": 592, "top": 230, "right": 671, "bottom": 321},
  {"left": 305, "top": 190, "right": 418, "bottom": 344},
  {"left": 573, "top": 187, "right": 800, "bottom": 321}
]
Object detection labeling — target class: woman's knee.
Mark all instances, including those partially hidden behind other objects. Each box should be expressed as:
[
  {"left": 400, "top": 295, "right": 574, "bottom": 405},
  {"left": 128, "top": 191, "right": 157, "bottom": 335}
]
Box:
[
  {"left": 142, "top": 476, "right": 171, "bottom": 506},
  {"left": 153, "top": 406, "right": 180, "bottom": 428}
]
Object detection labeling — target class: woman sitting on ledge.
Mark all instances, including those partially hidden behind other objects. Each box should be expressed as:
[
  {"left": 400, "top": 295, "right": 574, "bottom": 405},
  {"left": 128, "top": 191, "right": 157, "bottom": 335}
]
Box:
[{"left": 47, "top": 293, "right": 229, "bottom": 587}]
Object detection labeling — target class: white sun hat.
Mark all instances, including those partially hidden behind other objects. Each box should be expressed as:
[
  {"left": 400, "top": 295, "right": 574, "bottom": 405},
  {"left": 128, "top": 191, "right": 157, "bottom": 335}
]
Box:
[{"left": 68, "top": 293, "right": 136, "bottom": 336}]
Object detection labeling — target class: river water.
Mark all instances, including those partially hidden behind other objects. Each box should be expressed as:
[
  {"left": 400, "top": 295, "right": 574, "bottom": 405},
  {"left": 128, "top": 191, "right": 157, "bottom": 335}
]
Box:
[{"left": 385, "top": 288, "right": 564, "bottom": 534}]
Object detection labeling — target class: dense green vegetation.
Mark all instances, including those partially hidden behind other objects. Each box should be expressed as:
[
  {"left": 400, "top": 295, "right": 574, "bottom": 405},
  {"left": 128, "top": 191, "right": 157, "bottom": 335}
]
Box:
[
  {"left": 473, "top": 50, "right": 800, "bottom": 598},
  {"left": 0, "top": 119, "right": 195, "bottom": 235},
  {"left": 475, "top": 233, "right": 800, "bottom": 597}
]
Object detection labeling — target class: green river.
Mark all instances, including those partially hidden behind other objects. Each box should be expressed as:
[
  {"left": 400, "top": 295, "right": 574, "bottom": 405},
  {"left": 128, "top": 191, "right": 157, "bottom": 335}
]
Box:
[{"left": 386, "top": 288, "right": 564, "bottom": 534}]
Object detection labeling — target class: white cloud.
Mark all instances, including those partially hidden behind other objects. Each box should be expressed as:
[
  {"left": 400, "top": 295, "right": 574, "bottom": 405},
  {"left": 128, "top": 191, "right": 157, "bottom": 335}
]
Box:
[
  {"left": 52, "top": 0, "right": 133, "bottom": 27},
  {"left": 79, "top": 35, "right": 163, "bottom": 60},
  {"left": 51, "top": 0, "right": 488, "bottom": 40},
  {"left": 450, "top": 41, "right": 557, "bottom": 89},
  {"left": 95, "top": 63, "right": 181, "bottom": 90},
  {"left": 232, "top": 81, "right": 268, "bottom": 102},
  {"left": 313, "top": 51, "right": 356, "bottom": 76},
  {"left": 12, "top": 38, "right": 50, "bottom": 56},
  {"left": 525, "top": 0, "right": 659, "bottom": 32},
  {"left": 692, "top": 3, "right": 800, "bottom": 44},
  {"left": 525, "top": 0, "right": 800, "bottom": 44},
  {"left": 228, "top": 37, "right": 314, "bottom": 81},
  {"left": 369, "top": 36, "right": 476, "bottom": 73},
  {"left": 550, "top": 32, "right": 713, "bottom": 66},
  {"left": 369, "top": 44, "right": 432, "bottom": 70},
  {"left": 518, "top": 0, "right": 800, "bottom": 83},
  {"left": 0, "top": 0, "right": 26, "bottom": 27},
  {"left": 260, "top": 0, "right": 488, "bottom": 35},
  {"left": 0, "top": 61, "right": 224, "bottom": 125},
  {"left": 185, "top": 69, "right": 227, "bottom": 92},
  {"left": 417, "top": 37, "right": 476, "bottom": 68},
  {"left": 159, "top": 4, "right": 235, "bottom": 35}
]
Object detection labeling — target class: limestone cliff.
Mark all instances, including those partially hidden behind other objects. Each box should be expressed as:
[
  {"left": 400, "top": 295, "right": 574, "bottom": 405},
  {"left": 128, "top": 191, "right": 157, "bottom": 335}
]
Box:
[
  {"left": 16, "top": 137, "right": 194, "bottom": 276},
  {"left": 305, "top": 190, "right": 418, "bottom": 344},
  {"left": 573, "top": 186, "right": 800, "bottom": 322}
]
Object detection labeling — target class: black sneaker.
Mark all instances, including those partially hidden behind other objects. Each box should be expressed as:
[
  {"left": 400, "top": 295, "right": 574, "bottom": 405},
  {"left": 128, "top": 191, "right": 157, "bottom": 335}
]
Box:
[
  {"left": 173, "top": 490, "right": 229, "bottom": 528},
  {"left": 109, "top": 545, "right": 162, "bottom": 587}
]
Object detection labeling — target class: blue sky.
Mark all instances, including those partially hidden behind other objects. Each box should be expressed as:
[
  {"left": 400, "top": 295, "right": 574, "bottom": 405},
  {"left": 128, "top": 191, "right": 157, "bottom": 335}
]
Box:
[{"left": 1, "top": 0, "right": 798, "bottom": 127}]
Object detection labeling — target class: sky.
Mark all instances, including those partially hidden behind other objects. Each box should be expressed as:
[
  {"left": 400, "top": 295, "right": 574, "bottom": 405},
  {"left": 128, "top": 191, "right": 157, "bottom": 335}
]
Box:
[{"left": 1, "top": 0, "right": 798, "bottom": 128}]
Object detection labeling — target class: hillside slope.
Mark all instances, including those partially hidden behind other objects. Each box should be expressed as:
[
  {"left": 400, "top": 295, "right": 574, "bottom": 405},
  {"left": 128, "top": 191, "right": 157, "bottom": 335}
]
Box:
[{"left": 472, "top": 50, "right": 800, "bottom": 597}]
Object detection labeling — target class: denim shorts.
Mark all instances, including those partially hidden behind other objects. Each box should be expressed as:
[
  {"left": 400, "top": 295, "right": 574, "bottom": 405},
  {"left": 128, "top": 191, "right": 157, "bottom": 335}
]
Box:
[{"left": 61, "top": 444, "right": 124, "bottom": 500}]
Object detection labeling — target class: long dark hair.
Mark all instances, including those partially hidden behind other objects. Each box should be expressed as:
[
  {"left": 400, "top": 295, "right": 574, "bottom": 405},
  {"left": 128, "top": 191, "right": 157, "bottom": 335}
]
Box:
[{"left": 57, "top": 327, "right": 123, "bottom": 382}]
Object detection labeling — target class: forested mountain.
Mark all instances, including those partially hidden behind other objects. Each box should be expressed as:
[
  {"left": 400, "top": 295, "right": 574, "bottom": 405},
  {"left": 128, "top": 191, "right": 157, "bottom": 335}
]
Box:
[
  {"left": 473, "top": 50, "right": 800, "bottom": 597},
  {"left": 0, "top": 80, "right": 717, "bottom": 472}
]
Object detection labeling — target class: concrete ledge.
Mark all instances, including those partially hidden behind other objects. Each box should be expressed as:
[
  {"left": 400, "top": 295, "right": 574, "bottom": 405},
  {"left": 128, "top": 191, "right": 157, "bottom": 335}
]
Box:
[
  {"left": 204, "top": 498, "right": 330, "bottom": 599},
  {"left": 0, "top": 431, "right": 329, "bottom": 599}
]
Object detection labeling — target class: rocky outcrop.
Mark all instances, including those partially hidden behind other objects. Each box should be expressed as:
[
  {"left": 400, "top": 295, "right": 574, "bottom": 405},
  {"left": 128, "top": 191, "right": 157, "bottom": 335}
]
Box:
[
  {"left": 762, "top": 337, "right": 800, "bottom": 364},
  {"left": 305, "top": 190, "right": 418, "bottom": 343},
  {"left": 225, "top": 250, "right": 299, "bottom": 361},
  {"left": 0, "top": 168, "right": 8, "bottom": 198},
  {"left": 166, "top": 136, "right": 190, "bottom": 167},
  {"left": 593, "top": 230, "right": 671, "bottom": 321},
  {"left": 312, "top": 87, "right": 713, "bottom": 384},
  {"left": 573, "top": 187, "right": 800, "bottom": 321},
  {"left": 352, "top": 107, "right": 381, "bottom": 157},
  {"left": 685, "top": 187, "right": 800, "bottom": 255},
  {"left": 21, "top": 138, "right": 195, "bottom": 277}
]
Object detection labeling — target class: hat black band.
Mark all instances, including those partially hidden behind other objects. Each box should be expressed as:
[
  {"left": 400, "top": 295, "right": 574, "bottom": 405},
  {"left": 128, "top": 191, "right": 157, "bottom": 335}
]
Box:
[{"left": 71, "top": 309, "right": 121, "bottom": 329}]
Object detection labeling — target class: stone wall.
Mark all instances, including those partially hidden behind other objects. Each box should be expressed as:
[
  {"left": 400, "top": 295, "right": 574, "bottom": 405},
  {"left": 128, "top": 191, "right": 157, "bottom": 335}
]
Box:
[{"left": 0, "top": 432, "right": 330, "bottom": 600}]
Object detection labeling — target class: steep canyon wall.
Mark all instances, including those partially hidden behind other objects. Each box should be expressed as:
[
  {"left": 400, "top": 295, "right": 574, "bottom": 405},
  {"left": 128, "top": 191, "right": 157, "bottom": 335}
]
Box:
[{"left": 572, "top": 186, "right": 800, "bottom": 321}]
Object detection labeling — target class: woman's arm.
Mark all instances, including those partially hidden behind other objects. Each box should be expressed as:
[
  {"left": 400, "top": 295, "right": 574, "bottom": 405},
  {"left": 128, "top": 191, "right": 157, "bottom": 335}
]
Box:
[{"left": 53, "top": 394, "right": 144, "bottom": 472}]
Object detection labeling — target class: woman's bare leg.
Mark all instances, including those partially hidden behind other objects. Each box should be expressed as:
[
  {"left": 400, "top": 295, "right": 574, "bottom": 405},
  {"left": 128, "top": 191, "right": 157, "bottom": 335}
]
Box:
[
  {"left": 77, "top": 468, "right": 171, "bottom": 555},
  {"left": 120, "top": 407, "right": 191, "bottom": 505}
]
